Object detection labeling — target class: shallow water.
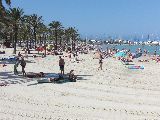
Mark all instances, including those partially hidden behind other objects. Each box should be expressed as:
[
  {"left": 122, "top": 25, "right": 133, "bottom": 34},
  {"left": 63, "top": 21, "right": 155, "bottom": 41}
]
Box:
[{"left": 101, "top": 44, "right": 160, "bottom": 55}]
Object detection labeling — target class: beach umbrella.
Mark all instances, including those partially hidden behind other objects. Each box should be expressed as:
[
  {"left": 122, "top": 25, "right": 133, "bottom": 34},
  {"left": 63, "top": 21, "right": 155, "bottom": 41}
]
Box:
[{"left": 114, "top": 51, "right": 127, "bottom": 57}]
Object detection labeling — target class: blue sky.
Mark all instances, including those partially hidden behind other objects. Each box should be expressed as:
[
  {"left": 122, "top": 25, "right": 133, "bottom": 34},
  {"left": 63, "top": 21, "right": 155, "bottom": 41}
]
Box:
[{"left": 10, "top": 0, "right": 160, "bottom": 38}]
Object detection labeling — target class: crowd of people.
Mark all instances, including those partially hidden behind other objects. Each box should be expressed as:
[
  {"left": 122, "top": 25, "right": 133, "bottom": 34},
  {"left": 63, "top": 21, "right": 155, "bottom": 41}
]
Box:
[{"left": 12, "top": 43, "right": 160, "bottom": 83}]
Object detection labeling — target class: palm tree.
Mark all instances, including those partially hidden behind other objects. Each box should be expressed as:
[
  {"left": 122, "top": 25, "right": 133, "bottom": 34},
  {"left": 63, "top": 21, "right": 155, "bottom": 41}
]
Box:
[
  {"left": 37, "top": 22, "right": 47, "bottom": 44},
  {"left": 36, "top": 22, "right": 48, "bottom": 56},
  {"left": 0, "top": 0, "right": 11, "bottom": 15},
  {"left": 22, "top": 15, "right": 34, "bottom": 49},
  {"left": 8, "top": 7, "right": 24, "bottom": 54},
  {"left": 27, "top": 14, "right": 43, "bottom": 49},
  {"left": 0, "top": 20, "right": 13, "bottom": 47},
  {"left": 49, "top": 21, "right": 63, "bottom": 50},
  {"left": 19, "top": 16, "right": 32, "bottom": 50},
  {"left": 58, "top": 29, "right": 64, "bottom": 47},
  {"left": 65, "top": 27, "right": 79, "bottom": 51}
]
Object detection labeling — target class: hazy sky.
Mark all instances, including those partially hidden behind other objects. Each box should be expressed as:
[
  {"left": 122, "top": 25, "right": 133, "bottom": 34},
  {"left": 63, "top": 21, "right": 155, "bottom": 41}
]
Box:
[{"left": 10, "top": 0, "right": 160, "bottom": 37}]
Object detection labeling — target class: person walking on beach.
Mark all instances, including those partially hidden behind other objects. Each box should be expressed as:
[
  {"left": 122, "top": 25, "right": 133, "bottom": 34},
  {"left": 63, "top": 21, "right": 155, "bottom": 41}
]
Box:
[
  {"left": 59, "top": 56, "right": 65, "bottom": 75},
  {"left": 98, "top": 54, "right": 103, "bottom": 70},
  {"left": 20, "top": 57, "right": 26, "bottom": 76},
  {"left": 154, "top": 50, "right": 157, "bottom": 56},
  {"left": 14, "top": 58, "right": 20, "bottom": 75}
]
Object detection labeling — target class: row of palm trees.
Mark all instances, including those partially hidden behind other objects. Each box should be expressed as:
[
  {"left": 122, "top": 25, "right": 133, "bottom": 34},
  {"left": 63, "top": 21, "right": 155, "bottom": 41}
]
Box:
[{"left": 0, "top": 1, "right": 80, "bottom": 54}]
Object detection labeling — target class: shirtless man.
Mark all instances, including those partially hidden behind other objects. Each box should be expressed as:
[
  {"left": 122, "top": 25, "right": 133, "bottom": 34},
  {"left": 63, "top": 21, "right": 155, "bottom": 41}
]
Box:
[{"left": 59, "top": 56, "right": 65, "bottom": 75}]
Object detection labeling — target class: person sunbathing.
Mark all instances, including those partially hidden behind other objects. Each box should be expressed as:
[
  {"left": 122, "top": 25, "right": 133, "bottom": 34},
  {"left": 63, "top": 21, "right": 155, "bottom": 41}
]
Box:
[
  {"left": 121, "top": 58, "right": 133, "bottom": 62},
  {"left": 0, "top": 51, "right": 5, "bottom": 54},
  {"left": 138, "top": 59, "right": 149, "bottom": 62},
  {"left": 0, "top": 64, "right": 7, "bottom": 67},
  {"left": 0, "top": 82, "right": 9, "bottom": 86},
  {"left": 68, "top": 70, "right": 77, "bottom": 82},
  {"left": 26, "top": 72, "right": 45, "bottom": 78}
]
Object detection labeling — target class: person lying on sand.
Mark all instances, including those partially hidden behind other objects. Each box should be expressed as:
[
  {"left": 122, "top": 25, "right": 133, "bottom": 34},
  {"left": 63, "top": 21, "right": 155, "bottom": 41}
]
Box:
[
  {"left": 26, "top": 72, "right": 45, "bottom": 78},
  {"left": 138, "top": 59, "right": 149, "bottom": 62},
  {"left": 121, "top": 58, "right": 133, "bottom": 62},
  {"left": 0, "top": 51, "right": 5, "bottom": 54},
  {"left": 0, "top": 81, "right": 9, "bottom": 86},
  {"left": 0, "top": 64, "right": 7, "bottom": 67},
  {"left": 37, "top": 73, "right": 63, "bottom": 83}
]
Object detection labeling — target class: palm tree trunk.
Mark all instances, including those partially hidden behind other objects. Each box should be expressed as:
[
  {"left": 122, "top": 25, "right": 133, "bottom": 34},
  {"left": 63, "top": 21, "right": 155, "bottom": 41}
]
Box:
[
  {"left": 55, "top": 29, "right": 57, "bottom": 50},
  {"left": 29, "top": 40, "right": 32, "bottom": 49},
  {"left": 20, "top": 39, "right": 21, "bottom": 46},
  {"left": 44, "top": 35, "right": 46, "bottom": 57},
  {"left": 26, "top": 37, "right": 30, "bottom": 54},
  {"left": 60, "top": 36, "right": 62, "bottom": 47},
  {"left": 33, "top": 27, "right": 37, "bottom": 49},
  {"left": 39, "top": 35, "right": 42, "bottom": 44},
  {"left": 13, "top": 27, "right": 18, "bottom": 54},
  {"left": 26, "top": 36, "right": 29, "bottom": 49},
  {"left": 71, "top": 36, "right": 75, "bottom": 51},
  {"left": 9, "top": 33, "right": 13, "bottom": 47}
]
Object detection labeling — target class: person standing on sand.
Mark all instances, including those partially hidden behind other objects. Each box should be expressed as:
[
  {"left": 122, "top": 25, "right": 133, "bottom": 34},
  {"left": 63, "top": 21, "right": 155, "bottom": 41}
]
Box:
[
  {"left": 98, "top": 54, "right": 103, "bottom": 70},
  {"left": 14, "top": 58, "right": 20, "bottom": 75},
  {"left": 20, "top": 57, "right": 26, "bottom": 76},
  {"left": 59, "top": 56, "right": 65, "bottom": 75}
]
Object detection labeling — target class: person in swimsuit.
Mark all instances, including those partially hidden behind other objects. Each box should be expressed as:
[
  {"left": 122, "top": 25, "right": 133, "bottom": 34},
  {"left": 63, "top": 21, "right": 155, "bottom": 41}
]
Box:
[
  {"left": 59, "top": 56, "right": 65, "bottom": 75},
  {"left": 20, "top": 57, "right": 26, "bottom": 76},
  {"left": 98, "top": 54, "right": 103, "bottom": 70}
]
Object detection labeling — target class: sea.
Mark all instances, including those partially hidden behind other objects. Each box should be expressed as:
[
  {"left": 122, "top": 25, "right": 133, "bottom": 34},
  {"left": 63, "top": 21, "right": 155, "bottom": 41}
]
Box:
[{"left": 101, "top": 44, "right": 160, "bottom": 55}]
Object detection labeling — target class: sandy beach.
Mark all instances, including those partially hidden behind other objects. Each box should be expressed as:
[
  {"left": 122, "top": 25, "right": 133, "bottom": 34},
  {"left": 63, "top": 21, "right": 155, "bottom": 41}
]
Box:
[{"left": 1, "top": 48, "right": 160, "bottom": 120}]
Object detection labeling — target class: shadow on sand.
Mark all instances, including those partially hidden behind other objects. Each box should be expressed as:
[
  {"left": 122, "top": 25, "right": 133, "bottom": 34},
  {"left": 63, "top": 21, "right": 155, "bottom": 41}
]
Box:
[
  {"left": 0, "top": 71, "right": 37, "bottom": 85},
  {"left": 0, "top": 70, "right": 93, "bottom": 86},
  {"left": 27, "top": 73, "right": 93, "bottom": 86}
]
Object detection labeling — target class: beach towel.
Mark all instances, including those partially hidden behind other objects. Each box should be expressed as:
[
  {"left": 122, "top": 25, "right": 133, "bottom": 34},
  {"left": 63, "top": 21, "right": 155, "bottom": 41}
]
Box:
[
  {"left": 1, "top": 56, "right": 17, "bottom": 61},
  {"left": 128, "top": 65, "right": 144, "bottom": 69}
]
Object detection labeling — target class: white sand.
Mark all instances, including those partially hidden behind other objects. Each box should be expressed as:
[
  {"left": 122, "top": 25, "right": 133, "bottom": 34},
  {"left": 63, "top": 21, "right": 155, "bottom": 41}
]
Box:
[{"left": 0, "top": 48, "right": 160, "bottom": 120}]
